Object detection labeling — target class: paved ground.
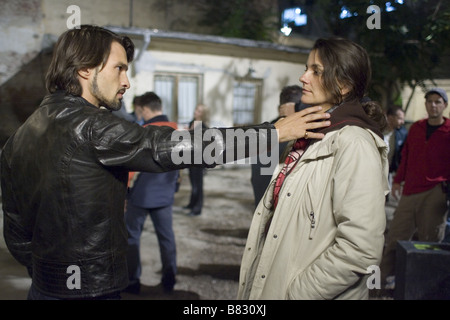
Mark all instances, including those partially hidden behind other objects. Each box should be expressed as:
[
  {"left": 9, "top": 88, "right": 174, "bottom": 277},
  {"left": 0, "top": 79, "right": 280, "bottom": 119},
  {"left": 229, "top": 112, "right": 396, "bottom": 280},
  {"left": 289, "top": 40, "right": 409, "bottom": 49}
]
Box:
[{"left": 0, "top": 164, "right": 398, "bottom": 300}]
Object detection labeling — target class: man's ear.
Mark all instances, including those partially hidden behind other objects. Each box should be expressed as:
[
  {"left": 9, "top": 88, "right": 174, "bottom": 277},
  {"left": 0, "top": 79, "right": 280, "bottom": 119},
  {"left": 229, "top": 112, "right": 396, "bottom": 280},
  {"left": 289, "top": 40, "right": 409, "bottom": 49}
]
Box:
[{"left": 77, "top": 68, "right": 92, "bottom": 80}]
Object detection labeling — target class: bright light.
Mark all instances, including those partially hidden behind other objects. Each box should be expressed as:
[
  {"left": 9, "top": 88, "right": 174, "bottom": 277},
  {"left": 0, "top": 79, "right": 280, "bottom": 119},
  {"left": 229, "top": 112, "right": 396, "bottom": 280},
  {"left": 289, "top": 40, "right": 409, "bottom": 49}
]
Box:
[
  {"left": 386, "top": 2, "right": 395, "bottom": 12},
  {"left": 386, "top": 0, "right": 403, "bottom": 12},
  {"left": 280, "top": 25, "right": 292, "bottom": 36},
  {"left": 340, "top": 6, "right": 353, "bottom": 19},
  {"left": 282, "top": 7, "right": 307, "bottom": 27}
]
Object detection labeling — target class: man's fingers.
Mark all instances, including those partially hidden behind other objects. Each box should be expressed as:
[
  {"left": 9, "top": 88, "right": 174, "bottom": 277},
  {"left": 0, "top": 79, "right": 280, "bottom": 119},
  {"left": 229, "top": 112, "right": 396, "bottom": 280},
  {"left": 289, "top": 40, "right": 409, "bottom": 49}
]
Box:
[
  {"left": 307, "top": 120, "right": 331, "bottom": 130},
  {"left": 304, "top": 132, "right": 325, "bottom": 140},
  {"left": 297, "top": 105, "right": 324, "bottom": 116},
  {"left": 302, "top": 112, "right": 331, "bottom": 122},
  {"left": 273, "top": 105, "right": 332, "bottom": 142}
]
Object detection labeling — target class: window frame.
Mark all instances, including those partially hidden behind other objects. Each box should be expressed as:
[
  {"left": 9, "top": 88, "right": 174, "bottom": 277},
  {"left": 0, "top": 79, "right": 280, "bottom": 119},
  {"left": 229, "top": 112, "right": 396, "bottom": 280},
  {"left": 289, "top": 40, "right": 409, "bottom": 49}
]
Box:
[{"left": 154, "top": 72, "right": 204, "bottom": 126}]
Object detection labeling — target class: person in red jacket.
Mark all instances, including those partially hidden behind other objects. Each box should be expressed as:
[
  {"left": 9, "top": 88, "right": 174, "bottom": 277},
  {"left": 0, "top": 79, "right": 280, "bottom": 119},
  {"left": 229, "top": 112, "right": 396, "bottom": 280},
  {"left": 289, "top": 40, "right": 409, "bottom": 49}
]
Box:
[{"left": 379, "top": 87, "right": 450, "bottom": 289}]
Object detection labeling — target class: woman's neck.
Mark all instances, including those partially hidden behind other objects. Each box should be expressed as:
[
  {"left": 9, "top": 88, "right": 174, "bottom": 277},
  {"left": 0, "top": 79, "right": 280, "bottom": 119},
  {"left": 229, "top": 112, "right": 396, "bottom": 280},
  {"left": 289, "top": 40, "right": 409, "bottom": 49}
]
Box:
[{"left": 312, "top": 103, "right": 334, "bottom": 113}]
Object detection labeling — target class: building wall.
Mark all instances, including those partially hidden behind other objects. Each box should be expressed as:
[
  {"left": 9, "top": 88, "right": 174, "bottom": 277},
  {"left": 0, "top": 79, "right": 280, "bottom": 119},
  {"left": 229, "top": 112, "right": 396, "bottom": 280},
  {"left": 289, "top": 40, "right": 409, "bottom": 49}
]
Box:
[
  {"left": 0, "top": 0, "right": 306, "bottom": 144},
  {"left": 1, "top": 0, "right": 448, "bottom": 146},
  {"left": 0, "top": 0, "right": 44, "bottom": 85},
  {"left": 129, "top": 49, "right": 305, "bottom": 127},
  {"left": 0, "top": 0, "right": 46, "bottom": 144}
]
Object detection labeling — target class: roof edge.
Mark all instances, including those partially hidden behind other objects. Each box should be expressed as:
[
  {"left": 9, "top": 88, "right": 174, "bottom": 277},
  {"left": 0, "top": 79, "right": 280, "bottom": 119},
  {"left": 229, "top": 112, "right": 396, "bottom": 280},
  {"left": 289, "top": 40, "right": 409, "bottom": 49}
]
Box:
[{"left": 105, "top": 25, "right": 310, "bottom": 54}]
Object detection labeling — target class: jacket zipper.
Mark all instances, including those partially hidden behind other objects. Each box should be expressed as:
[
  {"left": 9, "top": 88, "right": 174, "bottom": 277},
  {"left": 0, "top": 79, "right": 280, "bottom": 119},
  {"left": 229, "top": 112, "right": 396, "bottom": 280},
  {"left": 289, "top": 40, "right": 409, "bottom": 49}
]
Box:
[{"left": 309, "top": 210, "right": 317, "bottom": 239}]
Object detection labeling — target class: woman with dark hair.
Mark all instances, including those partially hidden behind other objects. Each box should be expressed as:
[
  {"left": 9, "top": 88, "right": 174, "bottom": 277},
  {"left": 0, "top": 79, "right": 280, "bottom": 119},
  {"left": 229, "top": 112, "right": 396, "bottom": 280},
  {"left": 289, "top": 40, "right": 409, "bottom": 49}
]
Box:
[{"left": 238, "top": 37, "right": 389, "bottom": 300}]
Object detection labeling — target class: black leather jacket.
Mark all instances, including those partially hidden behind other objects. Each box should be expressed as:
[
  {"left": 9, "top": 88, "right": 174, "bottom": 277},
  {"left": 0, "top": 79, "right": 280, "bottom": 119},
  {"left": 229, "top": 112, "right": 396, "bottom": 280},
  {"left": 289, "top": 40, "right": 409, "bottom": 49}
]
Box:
[{"left": 0, "top": 91, "right": 274, "bottom": 298}]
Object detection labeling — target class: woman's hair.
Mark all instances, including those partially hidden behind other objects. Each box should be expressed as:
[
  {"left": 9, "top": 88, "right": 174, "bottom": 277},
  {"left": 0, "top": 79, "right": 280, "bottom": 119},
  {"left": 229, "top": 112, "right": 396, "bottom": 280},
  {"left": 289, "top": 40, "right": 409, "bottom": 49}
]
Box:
[
  {"left": 45, "top": 25, "right": 135, "bottom": 95},
  {"left": 312, "top": 37, "right": 386, "bottom": 131}
]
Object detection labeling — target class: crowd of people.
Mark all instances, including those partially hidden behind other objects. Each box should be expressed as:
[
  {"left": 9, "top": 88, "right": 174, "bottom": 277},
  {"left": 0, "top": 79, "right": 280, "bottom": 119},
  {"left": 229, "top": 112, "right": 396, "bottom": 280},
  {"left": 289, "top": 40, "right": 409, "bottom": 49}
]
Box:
[
  {"left": 1, "top": 24, "right": 449, "bottom": 300},
  {"left": 379, "top": 88, "right": 449, "bottom": 291}
]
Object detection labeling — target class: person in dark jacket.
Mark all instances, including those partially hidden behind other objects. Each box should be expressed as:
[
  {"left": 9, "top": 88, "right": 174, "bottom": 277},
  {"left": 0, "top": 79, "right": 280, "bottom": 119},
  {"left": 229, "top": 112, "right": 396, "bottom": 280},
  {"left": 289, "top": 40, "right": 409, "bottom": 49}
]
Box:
[
  {"left": 250, "top": 85, "right": 307, "bottom": 207},
  {"left": 0, "top": 25, "right": 331, "bottom": 300},
  {"left": 124, "top": 92, "right": 179, "bottom": 294},
  {"left": 383, "top": 105, "right": 408, "bottom": 202},
  {"left": 384, "top": 105, "right": 408, "bottom": 174}
]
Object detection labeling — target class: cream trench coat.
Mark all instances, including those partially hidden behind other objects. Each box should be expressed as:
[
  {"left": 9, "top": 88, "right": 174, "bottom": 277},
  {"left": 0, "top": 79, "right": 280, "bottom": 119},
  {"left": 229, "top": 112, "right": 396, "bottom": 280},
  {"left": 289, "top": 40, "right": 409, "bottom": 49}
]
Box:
[{"left": 238, "top": 125, "right": 389, "bottom": 300}]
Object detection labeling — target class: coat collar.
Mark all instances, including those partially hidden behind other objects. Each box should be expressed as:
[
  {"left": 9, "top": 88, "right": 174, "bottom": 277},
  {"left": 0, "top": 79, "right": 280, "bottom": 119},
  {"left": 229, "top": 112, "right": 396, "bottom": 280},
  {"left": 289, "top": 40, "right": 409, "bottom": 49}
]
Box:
[
  {"left": 301, "top": 126, "right": 387, "bottom": 162},
  {"left": 319, "top": 99, "right": 383, "bottom": 139}
]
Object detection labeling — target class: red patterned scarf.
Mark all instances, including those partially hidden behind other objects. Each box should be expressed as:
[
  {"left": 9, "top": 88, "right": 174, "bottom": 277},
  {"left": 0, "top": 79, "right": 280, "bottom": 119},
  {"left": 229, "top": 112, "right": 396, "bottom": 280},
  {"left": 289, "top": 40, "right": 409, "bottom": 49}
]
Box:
[{"left": 271, "top": 138, "right": 309, "bottom": 210}]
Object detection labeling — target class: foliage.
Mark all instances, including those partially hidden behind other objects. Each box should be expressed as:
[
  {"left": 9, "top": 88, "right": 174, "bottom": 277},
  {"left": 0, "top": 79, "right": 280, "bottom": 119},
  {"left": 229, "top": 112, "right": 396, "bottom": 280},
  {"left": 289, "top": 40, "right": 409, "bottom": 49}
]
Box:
[
  {"left": 316, "top": 0, "right": 450, "bottom": 108},
  {"left": 195, "top": 0, "right": 279, "bottom": 41},
  {"left": 193, "top": 0, "right": 450, "bottom": 108}
]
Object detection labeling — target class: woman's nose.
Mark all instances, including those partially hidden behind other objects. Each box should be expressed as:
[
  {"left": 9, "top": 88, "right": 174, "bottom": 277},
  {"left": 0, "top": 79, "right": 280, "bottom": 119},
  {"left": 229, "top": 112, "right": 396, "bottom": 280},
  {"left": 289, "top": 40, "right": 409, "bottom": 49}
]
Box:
[{"left": 300, "top": 72, "right": 307, "bottom": 84}]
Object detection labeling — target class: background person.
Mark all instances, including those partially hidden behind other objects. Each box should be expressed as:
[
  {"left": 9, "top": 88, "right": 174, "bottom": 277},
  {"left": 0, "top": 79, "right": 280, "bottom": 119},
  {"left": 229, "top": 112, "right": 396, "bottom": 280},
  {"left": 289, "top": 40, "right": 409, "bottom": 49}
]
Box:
[
  {"left": 251, "top": 85, "right": 305, "bottom": 208},
  {"left": 183, "top": 104, "right": 210, "bottom": 217},
  {"left": 384, "top": 105, "right": 408, "bottom": 175},
  {"left": 124, "top": 92, "right": 179, "bottom": 295},
  {"left": 383, "top": 105, "right": 408, "bottom": 203},
  {"left": 379, "top": 88, "right": 450, "bottom": 290}
]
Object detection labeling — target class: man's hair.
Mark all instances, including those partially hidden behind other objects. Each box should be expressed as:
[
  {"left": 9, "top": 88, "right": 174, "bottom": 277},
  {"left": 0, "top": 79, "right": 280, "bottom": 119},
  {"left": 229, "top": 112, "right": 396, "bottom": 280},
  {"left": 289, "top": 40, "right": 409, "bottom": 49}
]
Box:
[
  {"left": 386, "top": 105, "right": 404, "bottom": 117},
  {"left": 133, "top": 95, "right": 142, "bottom": 107},
  {"left": 138, "top": 92, "right": 162, "bottom": 112},
  {"left": 45, "top": 25, "right": 135, "bottom": 95},
  {"left": 279, "top": 85, "right": 302, "bottom": 105}
]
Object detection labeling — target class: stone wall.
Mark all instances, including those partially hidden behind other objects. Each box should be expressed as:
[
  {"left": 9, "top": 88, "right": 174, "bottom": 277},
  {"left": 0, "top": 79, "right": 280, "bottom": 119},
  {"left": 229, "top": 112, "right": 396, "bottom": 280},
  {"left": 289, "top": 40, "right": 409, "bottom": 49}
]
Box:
[{"left": 0, "top": 0, "right": 46, "bottom": 146}]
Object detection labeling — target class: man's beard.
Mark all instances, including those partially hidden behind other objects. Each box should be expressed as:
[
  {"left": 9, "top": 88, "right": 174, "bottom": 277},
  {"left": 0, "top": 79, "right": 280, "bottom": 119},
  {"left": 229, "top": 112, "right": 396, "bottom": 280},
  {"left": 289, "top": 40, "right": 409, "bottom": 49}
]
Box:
[{"left": 91, "top": 71, "right": 122, "bottom": 111}]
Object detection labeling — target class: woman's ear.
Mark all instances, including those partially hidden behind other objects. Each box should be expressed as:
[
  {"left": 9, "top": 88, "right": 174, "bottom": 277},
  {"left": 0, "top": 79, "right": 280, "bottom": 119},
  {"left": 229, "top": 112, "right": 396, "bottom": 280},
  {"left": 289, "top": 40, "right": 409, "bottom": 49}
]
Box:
[{"left": 340, "top": 84, "right": 350, "bottom": 96}]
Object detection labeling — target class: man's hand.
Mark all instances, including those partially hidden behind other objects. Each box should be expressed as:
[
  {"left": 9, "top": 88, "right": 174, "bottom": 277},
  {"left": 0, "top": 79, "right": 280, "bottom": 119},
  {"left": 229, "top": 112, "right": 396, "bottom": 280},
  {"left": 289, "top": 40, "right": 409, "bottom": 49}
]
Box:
[
  {"left": 274, "top": 106, "right": 331, "bottom": 142},
  {"left": 391, "top": 182, "right": 402, "bottom": 200}
]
